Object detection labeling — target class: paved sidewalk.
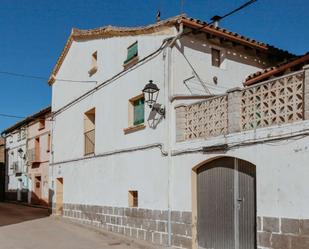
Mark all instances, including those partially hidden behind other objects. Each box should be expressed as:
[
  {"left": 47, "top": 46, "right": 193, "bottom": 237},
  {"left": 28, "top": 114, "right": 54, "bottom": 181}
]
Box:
[{"left": 0, "top": 202, "right": 163, "bottom": 249}]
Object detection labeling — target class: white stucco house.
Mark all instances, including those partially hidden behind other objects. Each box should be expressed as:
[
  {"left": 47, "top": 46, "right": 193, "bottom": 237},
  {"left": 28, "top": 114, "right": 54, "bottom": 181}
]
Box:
[
  {"left": 48, "top": 15, "right": 309, "bottom": 249},
  {"left": 2, "top": 121, "right": 28, "bottom": 201},
  {"left": 2, "top": 107, "right": 51, "bottom": 204}
]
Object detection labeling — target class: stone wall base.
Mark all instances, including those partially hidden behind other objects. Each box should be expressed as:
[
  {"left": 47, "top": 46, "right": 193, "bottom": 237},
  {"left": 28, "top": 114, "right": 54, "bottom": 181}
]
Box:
[
  {"left": 257, "top": 216, "right": 309, "bottom": 249},
  {"left": 59, "top": 203, "right": 192, "bottom": 249}
]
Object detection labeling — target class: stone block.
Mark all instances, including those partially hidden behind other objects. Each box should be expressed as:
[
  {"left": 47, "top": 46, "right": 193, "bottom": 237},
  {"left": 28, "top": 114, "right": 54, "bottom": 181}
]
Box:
[
  {"left": 153, "top": 232, "right": 161, "bottom": 244},
  {"left": 162, "top": 233, "right": 169, "bottom": 246},
  {"left": 257, "top": 231, "right": 271, "bottom": 248},
  {"left": 281, "top": 218, "right": 300, "bottom": 234},
  {"left": 118, "top": 226, "right": 125, "bottom": 235},
  {"left": 172, "top": 223, "right": 187, "bottom": 236},
  {"left": 263, "top": 217, "right": 279, "bottom": 233},
  {"left": 173, "top": 235, "right": 192, "bottom": 249},
  {"left": 257, "top": 217, "right": 261, "bottom": 231},
  {"left": 182, "top": 212, "right": 192, "bottom": 224},
  {"left": 148, "top": 220, "right": 156, "bottom": 231},
  {"left": 131, "top": 228, "right": 138, "bottom": 238},
  {"left": 186, "top": 224, "right": 192, "bottom": 237},
  {"left": 138, "top": 229, "right": 145, "bottom": 240},
  {"left": 291, "top": 235, "right": 309, "bottom": 249},
  {"left": 300, "top": 219, "right": 309, "bottom": 235},
  {"left": 171, "top": 211, "right": 182, "bottom": 222},
  {"left": 157, "top": 221, "right": 167, "bottom": 232},
  {"left": 146, "top": 231, "right": 153, "bottom": 242},
  {"left": 125, "top": 227, "right": 131, "bottom": 237},
  {"left": 271, "top": 234, "right": 291, "bottom": 249}
]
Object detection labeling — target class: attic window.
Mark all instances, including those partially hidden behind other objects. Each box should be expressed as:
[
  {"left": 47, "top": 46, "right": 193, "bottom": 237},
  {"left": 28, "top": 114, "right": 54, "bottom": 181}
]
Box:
[
  {"left": 211, "top": 48, "right": 221, "bottom": 67},
  {"left": 123, "top": 42, "right": 138, "bottom": 68},
  {"left": 88, "top": 51, "right": 98, "bottom": 76}
]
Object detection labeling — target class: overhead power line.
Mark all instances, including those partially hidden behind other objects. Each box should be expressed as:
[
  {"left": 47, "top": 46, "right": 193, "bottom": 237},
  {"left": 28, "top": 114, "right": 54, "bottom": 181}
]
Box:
[
  {"left": 0, "top": 113, "right": 26, "bottom": 119},
  {"left": 0, "top": 71, "right": 97, "bottom": 83},
  {"left": 0, "top": 0, "right": 258, "bottom": 121},
  {"left": 180, "top": 0, "right": 258, "bottom": 38}
]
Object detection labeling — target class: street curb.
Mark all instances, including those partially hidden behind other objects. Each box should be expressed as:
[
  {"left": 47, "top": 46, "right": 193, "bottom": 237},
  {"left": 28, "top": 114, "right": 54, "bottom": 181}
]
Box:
[{"left": 57, "top": 216, "right": 171, "bottom": 249}]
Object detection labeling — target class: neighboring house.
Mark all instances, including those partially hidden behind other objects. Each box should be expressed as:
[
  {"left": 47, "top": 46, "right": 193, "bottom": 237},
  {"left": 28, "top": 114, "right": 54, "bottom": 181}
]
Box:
[
  {"left": 48, "top": 15, "right": 305, "bottom": 249},
  {"left": 26, "top": 107, "right": 51, "bottom": 206},
  {"left": 2, "top": 122, "right": 28, "bottom": 201},
  {"left": 1, "top": 106, "right": 51, "bottom": 204},
  {"left": 0, "top": 138, "right": 5, "bottom": 201}
]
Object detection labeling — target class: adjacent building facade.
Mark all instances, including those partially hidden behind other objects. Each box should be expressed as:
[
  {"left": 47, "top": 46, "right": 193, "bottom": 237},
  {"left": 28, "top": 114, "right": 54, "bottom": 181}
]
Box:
[
  {"left": 0, "top": 138, "right": 5, "bottom": 201},
  {"left": 47, "top": 15, "right": 309, "bottom": 249},
  {"left": 2, "top": 107, "right": 51, "bottom": 204}
]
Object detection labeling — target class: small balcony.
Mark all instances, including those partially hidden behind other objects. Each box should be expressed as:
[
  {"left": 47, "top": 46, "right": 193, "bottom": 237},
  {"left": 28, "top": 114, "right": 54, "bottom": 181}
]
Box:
[
  {"left": 27, "top": 148, "right": 40, "bottom": 165},
  {"left": 12, "top": 161, "right": 22, "bottom": 173},
  {"left": 175, "top": 70, "right": 305, "bottom": 142}
]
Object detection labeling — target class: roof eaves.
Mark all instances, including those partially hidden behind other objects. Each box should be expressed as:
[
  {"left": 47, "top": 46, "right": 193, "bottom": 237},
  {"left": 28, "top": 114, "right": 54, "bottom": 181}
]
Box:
[
  {"left": 244, "top": 53, "right": 309, "bottom": 86},
  {"left": 1, "top": 106, "right": 51, "bottom": 136}
]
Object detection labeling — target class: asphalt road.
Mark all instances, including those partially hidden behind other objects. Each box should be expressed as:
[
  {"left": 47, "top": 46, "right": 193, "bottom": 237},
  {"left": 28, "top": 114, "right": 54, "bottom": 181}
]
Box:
[{"left": 0, "top": 202, "right": 159, "bottom": 249}]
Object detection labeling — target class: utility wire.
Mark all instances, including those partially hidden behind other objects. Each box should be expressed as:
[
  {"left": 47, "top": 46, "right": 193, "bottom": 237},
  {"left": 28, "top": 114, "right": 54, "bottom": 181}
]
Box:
[
  {"left": 0, "top": 113, "right": 25, "bottom": 119},
  {"left": 0, "top": 70, "right": 97, "bottom": 83},
  {"left": 179, "top": 0, "right": 258, "bottom": 38},
  {"left": 0, "top": 0, "right": 258, "bottom": 120}
]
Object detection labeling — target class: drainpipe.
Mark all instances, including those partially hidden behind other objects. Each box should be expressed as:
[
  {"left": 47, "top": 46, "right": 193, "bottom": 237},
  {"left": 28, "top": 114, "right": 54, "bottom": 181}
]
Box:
[{"left": 166, "top": 22, "right": 184, "bottom": 247}]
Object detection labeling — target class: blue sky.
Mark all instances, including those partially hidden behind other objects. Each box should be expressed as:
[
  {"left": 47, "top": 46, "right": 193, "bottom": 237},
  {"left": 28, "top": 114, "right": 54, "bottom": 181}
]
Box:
[{"left": 0, "top": 0, "right": 308, "bottom": 131}]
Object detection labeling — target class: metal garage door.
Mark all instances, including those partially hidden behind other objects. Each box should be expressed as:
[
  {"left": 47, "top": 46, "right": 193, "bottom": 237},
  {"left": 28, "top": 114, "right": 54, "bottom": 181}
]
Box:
[{"left": 197, "top": 157, "right": 256, "bottom": 249}]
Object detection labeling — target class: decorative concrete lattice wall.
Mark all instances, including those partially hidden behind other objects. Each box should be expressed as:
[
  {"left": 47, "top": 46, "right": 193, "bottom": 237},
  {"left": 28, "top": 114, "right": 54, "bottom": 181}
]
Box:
[
  {"left": 184, "top": 95, "right": 228, "bottom": 140},
  {"left": 241, "top": 72, "right": 304, "bottom": 131}
]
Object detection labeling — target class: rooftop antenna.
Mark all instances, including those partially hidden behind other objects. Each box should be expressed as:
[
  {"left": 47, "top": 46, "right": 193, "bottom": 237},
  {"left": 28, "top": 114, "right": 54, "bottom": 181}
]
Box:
[{"left": 156, "top": 9, "right": 161, "bottom": 22}]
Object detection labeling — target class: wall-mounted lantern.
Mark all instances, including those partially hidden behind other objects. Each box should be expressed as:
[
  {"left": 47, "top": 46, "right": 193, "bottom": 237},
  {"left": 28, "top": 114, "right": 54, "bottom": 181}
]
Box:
[{"left": 142, "top": 80, "right": 165, "bottom": 116}]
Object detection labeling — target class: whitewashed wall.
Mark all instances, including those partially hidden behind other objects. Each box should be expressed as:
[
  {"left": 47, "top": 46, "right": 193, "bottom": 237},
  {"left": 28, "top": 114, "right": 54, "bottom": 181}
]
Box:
[
  {"left": 5, "top": 130, "right": 27, "bottom": 191},
  {"left": 49, "top": 25, "right": 307, "bottom": 222}
]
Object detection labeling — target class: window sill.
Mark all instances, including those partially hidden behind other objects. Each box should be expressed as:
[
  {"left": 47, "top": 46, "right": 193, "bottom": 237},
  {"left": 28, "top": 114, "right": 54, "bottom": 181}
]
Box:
[
  {"left": 123, "top": 124, "right": 145, "bottom": 135},
  {"left": 123, "top": 56, "right": 139, "bottom": 70},
  {"left": 88, "top": 66, "right": 98, "bottom": 76}
]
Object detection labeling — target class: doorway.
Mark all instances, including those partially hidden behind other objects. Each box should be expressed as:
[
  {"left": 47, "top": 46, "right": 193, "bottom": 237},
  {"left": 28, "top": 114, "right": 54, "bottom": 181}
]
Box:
[{"left": 196, "top": 157, "right": 256, "bottom": 249}]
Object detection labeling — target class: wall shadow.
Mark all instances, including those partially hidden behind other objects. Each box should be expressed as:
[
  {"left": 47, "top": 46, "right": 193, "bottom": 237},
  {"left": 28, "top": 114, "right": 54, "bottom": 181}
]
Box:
[{"left": 0, "top": 202, "right": 50, "bottom": 227}]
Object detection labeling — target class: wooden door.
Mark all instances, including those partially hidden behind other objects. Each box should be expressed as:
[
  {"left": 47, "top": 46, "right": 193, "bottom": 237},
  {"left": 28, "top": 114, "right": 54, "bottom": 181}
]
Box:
[{"left": 197, "top": 157, "right": 256, "bottom": 249}]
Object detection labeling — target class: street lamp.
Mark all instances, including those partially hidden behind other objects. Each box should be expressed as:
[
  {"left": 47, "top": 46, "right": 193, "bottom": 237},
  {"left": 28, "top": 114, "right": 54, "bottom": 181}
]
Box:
[{"left": 142, "top": 80, "right": 165, "bottom": 116}]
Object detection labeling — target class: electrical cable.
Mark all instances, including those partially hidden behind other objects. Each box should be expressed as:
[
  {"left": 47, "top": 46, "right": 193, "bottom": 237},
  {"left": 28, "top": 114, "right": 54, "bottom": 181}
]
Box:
[{"left": 0, "top": 70, "right": 97, "bottom": 83}]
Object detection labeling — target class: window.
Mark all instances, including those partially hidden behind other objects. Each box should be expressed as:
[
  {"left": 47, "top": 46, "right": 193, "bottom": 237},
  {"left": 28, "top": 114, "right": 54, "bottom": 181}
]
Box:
[
  {"left": 39, "top": 119, "right": 45, "bottom": 130},
  {"left": 124, "top": 94, "right": 145, "bottom": 134},
  {"left": 88, "top": 51, "right": 98, "bottom": 76},
  {"left": 47, "top": 134, "right": 51, "bottom": 153},
  {"left": 133, "top": 98, "right": 145, "bottom": 125},
  {"left": 123, "top": 42, "right": 138, "bottom": 67},
  {"left": 34, "top": 137, "right": 40, "bottom": 162},
  {"left": 211, "top": 48, "right": 221, "bottom": 67},
  {"left": 84, "top": 108, "right": 95, "bottom": 155},
  {"left": 21, "top": 129, "right": 26, "bottom": 139},
  {"left": 128, "top": 190, "right": 138, "bottom": 207},
  {"left": 17, "top": 131, "right": 21, "bottom": 141}
]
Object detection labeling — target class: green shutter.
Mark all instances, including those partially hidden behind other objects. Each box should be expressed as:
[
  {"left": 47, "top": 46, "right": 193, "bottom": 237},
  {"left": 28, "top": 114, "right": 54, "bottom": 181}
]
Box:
[
  {"left": 124, "top": 42, "right": 138, "bottom": 64},
  {"left": 133, "top": 98, "right": 144, "bottom": 125}
]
